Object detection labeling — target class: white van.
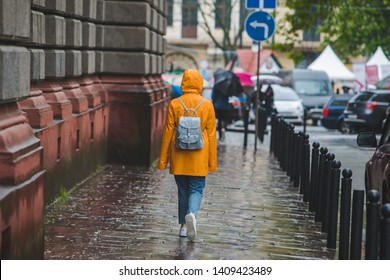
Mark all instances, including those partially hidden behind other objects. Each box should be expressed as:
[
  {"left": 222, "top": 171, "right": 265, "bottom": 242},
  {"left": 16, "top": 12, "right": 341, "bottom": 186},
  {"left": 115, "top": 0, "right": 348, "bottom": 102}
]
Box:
[{"left": 276, "top": 69, "right": 333, "bottom": 124}]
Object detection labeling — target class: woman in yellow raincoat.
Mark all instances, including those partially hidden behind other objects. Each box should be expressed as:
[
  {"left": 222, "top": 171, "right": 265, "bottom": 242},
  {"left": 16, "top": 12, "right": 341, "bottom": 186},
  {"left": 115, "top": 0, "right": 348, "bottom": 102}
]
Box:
[{"left": 158, "top": 69, "right": 217, "bottom": 240}]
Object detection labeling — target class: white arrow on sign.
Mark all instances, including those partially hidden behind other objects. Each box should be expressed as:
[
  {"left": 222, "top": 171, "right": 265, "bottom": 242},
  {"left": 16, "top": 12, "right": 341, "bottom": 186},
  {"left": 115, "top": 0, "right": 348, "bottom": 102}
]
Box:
[{"left": 249, "top": 20, "right": 269, "bottom": 38}]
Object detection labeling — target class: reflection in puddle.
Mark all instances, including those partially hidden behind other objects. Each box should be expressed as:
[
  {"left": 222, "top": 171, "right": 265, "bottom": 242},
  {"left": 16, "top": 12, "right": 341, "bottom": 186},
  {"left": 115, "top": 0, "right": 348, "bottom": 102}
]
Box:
[{"left": 175, "top": 238, "right": 195, "bottom": 260}]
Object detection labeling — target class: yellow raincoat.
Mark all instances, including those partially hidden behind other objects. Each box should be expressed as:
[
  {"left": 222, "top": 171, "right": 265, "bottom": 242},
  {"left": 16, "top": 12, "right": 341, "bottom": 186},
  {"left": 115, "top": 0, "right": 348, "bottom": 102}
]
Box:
[{"left": 158, "top": 69, "right": 217, "bottom": 176}]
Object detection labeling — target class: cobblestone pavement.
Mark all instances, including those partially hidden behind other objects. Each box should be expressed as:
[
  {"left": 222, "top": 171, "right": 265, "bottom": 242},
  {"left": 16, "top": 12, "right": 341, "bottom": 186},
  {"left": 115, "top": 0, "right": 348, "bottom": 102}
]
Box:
[{"left": 44, "top": 132, "right": 336, "bottom": 260}]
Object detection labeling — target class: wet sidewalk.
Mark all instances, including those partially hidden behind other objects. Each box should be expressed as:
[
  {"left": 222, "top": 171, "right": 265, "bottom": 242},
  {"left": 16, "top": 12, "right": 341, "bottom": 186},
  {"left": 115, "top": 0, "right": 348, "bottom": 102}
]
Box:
[{"left": 44, "top": 132, "right": 336, "bottom": 260}]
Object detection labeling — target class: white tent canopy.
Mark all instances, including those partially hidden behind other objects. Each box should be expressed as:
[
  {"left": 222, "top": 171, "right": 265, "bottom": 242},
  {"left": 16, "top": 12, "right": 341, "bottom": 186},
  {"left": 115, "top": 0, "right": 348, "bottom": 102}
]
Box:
[
  {"left": 308, "top": 45, "right": 355, "bottom": 81},
  {"left": 367, "top": 46, "right": 390, "bottom": 66},
  {"left": 366, "top": 47, "right": 390, "bottom": 80}
]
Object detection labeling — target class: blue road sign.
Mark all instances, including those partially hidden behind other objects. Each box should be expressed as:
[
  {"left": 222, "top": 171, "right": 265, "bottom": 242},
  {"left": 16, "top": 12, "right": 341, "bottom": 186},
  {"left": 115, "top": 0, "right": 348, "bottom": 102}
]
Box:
[
  {"left": 245, "top": 11, "right": 275, "bottom": 42},
  {"left": 246, "top": 0, "right": 277, "bottom": 9}
]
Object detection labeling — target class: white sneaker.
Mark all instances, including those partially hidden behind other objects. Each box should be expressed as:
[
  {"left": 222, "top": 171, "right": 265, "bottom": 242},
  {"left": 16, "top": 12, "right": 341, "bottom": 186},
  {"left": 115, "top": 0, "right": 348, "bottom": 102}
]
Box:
[
  {"left": 220, "top": 128, "right": 226, "bottom": 141},
  {"left": 185, "top": 213, "right": 197, "bottom": 240},
  {"left": 179, "top": 227, "right": 187, "bottom": 237}
]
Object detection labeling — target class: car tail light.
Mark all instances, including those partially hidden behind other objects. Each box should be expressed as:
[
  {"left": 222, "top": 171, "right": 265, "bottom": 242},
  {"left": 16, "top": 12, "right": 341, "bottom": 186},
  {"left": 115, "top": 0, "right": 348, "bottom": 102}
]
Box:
[
  {"left": 323, "top": 107, "right": 329, "bottom": 117},
  {"left": 366, "top": 102, "right": 378, "bottom": 112}
]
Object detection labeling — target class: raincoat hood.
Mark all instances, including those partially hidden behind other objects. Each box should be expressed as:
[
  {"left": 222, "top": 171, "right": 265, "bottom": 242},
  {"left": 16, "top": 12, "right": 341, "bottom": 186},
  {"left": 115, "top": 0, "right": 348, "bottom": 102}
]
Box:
[{"left": 181, "top": 69, "right": 203, "bottom": 95}]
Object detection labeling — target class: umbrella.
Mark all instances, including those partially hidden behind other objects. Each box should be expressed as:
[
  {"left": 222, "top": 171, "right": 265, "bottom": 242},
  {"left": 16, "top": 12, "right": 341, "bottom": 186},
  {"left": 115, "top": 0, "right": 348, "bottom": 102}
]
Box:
[
  {"left": 171, "top": 76, "right": 183, "bottom": 98},
  {"left": 213, "top": 69, "right": 243, "bottom": 96},
  {"left": 251, "top": 74, "right": 283, "bottom": 85},
  {"left": 233, "top": 71, "right": 254, "bottom": 87}
]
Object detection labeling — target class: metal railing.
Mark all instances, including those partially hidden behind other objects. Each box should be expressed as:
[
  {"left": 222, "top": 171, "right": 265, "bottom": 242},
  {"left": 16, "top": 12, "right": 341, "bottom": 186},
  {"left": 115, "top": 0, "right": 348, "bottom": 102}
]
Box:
[{"left": 270, "top": 114, "right": 390, "bottom": 260}]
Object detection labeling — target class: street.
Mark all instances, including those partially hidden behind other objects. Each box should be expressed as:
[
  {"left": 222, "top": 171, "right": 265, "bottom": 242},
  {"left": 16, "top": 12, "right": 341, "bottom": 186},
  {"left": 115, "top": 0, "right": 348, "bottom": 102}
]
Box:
[
  {"left": 296, "top": 125, "right": 376, "bottom": 192},
  {"left": 229, "top": 123, "right": 377, "bottom": 192}
]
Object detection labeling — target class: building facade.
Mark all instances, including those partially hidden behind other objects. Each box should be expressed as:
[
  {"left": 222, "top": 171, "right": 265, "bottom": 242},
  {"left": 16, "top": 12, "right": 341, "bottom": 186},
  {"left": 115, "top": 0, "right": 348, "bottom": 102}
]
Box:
[
  {"left": 165, "top": 0, "right": 322, "bottom": 73},
  {"left": 0, "top": 0, "right": 168, "bottom": 259}
]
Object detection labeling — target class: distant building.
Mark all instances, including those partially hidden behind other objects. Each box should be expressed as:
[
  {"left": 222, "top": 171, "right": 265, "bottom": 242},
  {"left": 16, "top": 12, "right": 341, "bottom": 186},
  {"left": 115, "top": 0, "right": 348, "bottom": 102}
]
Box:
[{"left": 165, "top": 0, "right": 322, "bottom": 73}]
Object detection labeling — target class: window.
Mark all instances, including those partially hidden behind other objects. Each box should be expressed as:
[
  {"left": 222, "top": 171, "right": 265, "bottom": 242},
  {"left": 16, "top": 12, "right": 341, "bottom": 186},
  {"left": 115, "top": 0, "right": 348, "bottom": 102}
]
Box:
[
  {"left": 380, "top": 117, "right": 390, "bottom": 145},
  {"left": 215, "top": 0, "right": 230, "bottom": 28},
  {"left": 182, "top": 0, "right": 197, "bottom": 27},
  {"left": 303, "top": 27, "right": 320, "bottom": 42},
  {"left": 167, "top": 0, "right": 173, "bottom": 26},
  {"left": 182, "top": 0, "right": 198, "bottom": 38},
  {"left": 303, "top": 17, "right": 320, "bottom": 42},
  {"left": 331, "top": 99, "right": 349, "bottom": 107}
]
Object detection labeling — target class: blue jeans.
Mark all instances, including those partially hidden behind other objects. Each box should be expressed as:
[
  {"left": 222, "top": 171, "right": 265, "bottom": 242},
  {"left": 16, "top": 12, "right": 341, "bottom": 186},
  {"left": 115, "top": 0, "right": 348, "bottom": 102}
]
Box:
[{"left": 174, "top": 175, "right": 206, "bottom": 224}]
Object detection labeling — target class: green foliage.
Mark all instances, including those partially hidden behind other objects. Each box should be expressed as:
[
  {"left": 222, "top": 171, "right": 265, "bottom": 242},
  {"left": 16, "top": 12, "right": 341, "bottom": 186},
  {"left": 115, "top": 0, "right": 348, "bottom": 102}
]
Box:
[
  {"left": 57, "top": 186, "right": 70, "bottom": 204},
  {"left": 282, "top": 0, "right": 390, "bottom": 61},
  {"left": 96, "top": 164, "right": 103, "bottom": 173},
  {"left": 288, "top": 51, "right": 305, "bottom": 66}
]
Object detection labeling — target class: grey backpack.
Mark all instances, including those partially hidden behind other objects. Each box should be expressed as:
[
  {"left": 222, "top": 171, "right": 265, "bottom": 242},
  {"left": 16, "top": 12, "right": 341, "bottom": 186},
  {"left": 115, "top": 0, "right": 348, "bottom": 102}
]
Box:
[{"left": 176, "top": 97, "right": 206, "bottom": 150}]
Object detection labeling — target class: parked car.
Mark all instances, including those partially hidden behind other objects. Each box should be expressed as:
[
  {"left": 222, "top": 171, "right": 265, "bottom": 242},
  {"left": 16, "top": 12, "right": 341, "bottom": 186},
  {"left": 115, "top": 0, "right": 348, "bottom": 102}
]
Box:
[
  {"left": 343, "top": 90, "right": 390, "bottom": 133},
  {"left": 272, "top": 84, "right": 304, "bottom": 124},
  {"left": 376, "top": 74, "right": 390, "bottom": 90},
  {"left": 276, "top": 69, "right": 333, "bottom": 124},
  {"left": 321, "top": 94, "right": 353, "bottom": 133},
  {"left": 357, "top": 114, "right": 390, "bottom": 204},
  {"left": 248, "top": 84, "right": 304, "bottom": 125}
]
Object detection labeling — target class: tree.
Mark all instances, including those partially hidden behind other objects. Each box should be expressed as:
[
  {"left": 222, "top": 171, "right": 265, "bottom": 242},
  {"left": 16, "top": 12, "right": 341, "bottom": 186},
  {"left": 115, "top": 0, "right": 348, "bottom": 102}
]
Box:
[
  {"left": 280, "top": 0, "right": 390, "bottom": 63},
  {"left": 197, "top": 0, "right": 249, "bottom": 65}
]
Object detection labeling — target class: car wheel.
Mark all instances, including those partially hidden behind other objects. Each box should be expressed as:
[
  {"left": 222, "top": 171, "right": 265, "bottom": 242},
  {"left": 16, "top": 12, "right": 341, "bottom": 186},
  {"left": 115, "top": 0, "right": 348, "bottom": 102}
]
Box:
[{"left": 338, "top": 121, "right": 352, "bottom": 134}]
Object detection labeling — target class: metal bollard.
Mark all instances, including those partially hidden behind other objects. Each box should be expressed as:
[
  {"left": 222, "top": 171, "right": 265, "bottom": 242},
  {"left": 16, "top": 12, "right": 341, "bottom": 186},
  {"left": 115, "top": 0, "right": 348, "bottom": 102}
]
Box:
[
  {"left": 243, "top": 106, "right": 249, "bottom": 149},
  {"left": 380, "top": 203, "right": 390, "bottom": 260},
  {"left": 274, "top": 117, "right": 281, "bottom": 159},
  {"left": 280, "top": 119, "right": 287, "bottom": 170},
  {"left": 287, "top": 124, "right": 295, "bottom": 178},
  {"left": 315, "top": 147, "right": 328, "bottom": 222},
  {"left": 258, "top": 107, "right": 267, "bottom": 143},
  {"left": 291, "top": 131, "right": 300, "bottom": 183},
  {"left": 350, "top": 190, "right": 365, "bottom": 260},
  {"left": 301, "top": 134, "right": 310, "bottom": 201},
  {"left": 322, "top": 153, "right": 335, "bottom": 233},
  {"left": 365, "top": 190, "right": 381, "bottom": 260},
  {"left": 294, "top": 131, "right": 304, "bottom": 188},
  {"left": 327, "top": 160, "right": 341, "bottom": 249},
  {"left": 279, "top": 119, "right": 287, "bottom": 161},
  {"left": 339, "top": 168, "right": 353, "bottom": 260},
  {"left": 309, "top": 142, "right": 320, "bottom": 212},
  {"left": 269, "top": 113, "right": 276, "bottom": 154}
]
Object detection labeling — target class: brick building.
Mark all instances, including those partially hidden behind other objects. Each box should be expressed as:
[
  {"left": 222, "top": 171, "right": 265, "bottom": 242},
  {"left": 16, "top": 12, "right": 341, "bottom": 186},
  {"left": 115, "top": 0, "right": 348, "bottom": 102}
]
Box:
[{"left": 0, "top": 0, "right": 168, "bottom": 259}]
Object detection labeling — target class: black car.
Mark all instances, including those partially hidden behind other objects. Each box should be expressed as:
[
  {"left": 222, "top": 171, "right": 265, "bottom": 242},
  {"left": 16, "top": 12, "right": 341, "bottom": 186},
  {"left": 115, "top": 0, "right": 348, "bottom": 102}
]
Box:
[
  {"left": 321, "top": 94, "right": 352, "bottom": 133},
  {"left": 343, "top": 90, "right": 390, "bottom": 132}
]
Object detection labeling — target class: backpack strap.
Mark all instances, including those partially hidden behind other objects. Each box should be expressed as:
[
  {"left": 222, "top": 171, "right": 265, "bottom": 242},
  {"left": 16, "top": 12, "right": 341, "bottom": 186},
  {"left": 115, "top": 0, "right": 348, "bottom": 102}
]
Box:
[
  {"left": 178, "top": 97, "right": 206, "bottom": 115},
  {"left": 194, "top": 98, "right": 206, "bottom": 112},
  {"left": 177, "top": 97, "right": 188, "bottom": 112}
]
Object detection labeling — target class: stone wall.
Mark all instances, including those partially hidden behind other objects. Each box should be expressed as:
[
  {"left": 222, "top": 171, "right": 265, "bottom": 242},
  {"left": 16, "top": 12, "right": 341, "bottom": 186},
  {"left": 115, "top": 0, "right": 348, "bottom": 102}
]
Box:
[{"left": 0, "top": 0, "right": 168, "bottom": 259}]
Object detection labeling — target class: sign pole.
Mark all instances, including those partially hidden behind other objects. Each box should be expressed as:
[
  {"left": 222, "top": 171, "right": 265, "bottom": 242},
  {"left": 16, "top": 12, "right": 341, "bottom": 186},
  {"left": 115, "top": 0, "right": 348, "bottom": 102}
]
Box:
[
  {"left": 254, "top": 41, "right": 261, "bottom": 150},
  {"left": 245, "top": 2, "right": 276, "bottom": 150}
]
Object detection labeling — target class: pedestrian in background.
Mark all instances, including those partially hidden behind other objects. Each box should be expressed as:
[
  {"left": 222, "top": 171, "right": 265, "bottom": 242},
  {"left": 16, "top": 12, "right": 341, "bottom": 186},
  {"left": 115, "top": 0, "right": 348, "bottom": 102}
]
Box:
[
  {"left": 262, "top": 85, "right": 275, "bottom": 117},
  {"left": 158, "top": 69, "right": 217, "bottom": 241},
  {"left": 212, "top": 85, "right": 231, "bottom": 142}
]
